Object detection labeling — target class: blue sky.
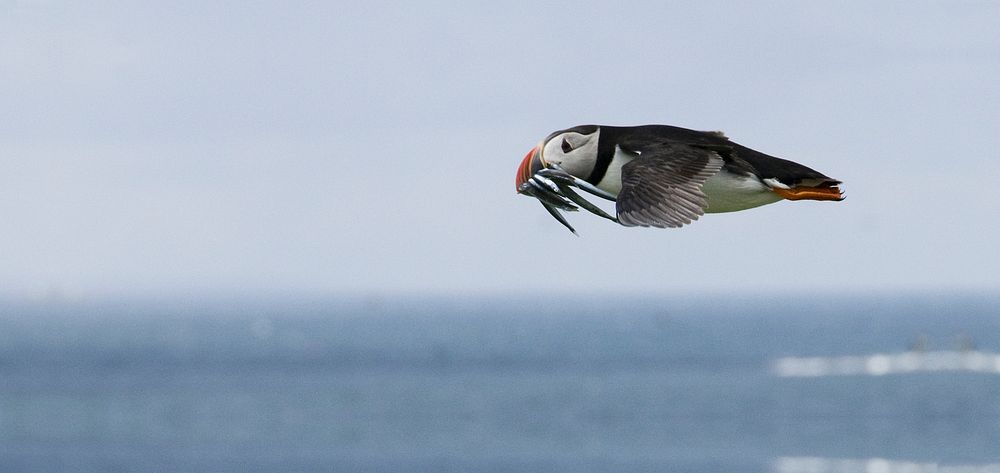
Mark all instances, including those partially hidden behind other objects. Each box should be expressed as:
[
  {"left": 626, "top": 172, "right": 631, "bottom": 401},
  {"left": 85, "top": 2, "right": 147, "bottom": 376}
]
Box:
[{"left": 2, "top": 1, "right": 998, "bottom": 298}]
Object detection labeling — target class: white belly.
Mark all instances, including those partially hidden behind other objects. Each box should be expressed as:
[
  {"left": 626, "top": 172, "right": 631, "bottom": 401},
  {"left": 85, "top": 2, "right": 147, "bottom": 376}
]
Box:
[{"left": 701, "top": 170, "right": 781, "bottom": 213}]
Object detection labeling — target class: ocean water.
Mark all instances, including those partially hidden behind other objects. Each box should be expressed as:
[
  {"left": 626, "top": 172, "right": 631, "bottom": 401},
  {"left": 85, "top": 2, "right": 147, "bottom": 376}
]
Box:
[{"left": 1, "top": 294, "right": 998, "bottom": 472}]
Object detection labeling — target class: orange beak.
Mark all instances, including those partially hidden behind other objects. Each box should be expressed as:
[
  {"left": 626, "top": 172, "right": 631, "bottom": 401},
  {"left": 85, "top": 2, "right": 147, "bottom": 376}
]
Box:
[{"left": 515, "top": 145, "right": 544, "bottom": 193}]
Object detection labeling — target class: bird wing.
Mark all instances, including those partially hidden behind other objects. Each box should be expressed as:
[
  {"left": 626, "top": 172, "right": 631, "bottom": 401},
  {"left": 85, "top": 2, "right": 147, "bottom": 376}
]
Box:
[{"left": 616, "top": 142, "right": 724, "bottom": 228}]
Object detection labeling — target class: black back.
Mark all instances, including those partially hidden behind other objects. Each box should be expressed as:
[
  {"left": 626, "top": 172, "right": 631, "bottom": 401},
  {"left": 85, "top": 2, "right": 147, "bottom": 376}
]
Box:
[{"left": 585, "top": 124, "right": 834, "bottom": 186}]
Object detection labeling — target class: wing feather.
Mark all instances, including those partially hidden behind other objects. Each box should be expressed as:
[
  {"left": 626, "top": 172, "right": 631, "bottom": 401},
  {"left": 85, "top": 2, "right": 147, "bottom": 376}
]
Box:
[{"left": 616, "top": 143, "right": 724, "bottom": 228}]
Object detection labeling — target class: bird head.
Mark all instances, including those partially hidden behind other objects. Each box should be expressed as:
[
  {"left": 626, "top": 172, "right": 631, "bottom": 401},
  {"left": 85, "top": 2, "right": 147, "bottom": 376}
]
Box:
[{"left": 515, "top": 125, "right": 601, "bottom": 193}]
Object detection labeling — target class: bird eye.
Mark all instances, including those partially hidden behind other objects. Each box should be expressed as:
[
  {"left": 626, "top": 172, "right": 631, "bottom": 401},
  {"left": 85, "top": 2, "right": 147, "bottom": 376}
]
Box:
[{"left": 561, "top": 138, "right": 573, "bottom": 153}]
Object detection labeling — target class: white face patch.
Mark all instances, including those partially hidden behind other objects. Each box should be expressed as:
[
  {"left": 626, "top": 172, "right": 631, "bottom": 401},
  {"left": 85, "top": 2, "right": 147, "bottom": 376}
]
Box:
[{"left": 541, "top": 128, "right": 601, "bottom": 179}]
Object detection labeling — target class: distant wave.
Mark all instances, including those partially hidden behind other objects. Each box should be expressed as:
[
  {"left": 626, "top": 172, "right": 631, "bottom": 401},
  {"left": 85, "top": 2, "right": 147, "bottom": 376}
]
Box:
[
  {"left": 773, "top": 456, "right": 1000, "bottom": 473},
  {"left": 771, "top": 350, "right": 1000, "bottom": 377}
]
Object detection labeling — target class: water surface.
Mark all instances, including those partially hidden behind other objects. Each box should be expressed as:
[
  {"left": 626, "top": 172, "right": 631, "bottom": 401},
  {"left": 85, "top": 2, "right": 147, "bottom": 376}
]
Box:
[{"left": 2, "top": 294, "right": 998, "bottom": 472}]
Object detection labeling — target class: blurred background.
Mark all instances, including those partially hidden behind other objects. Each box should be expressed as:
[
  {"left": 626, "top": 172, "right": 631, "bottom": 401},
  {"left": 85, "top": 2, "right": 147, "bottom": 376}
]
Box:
[{"left": 1, "top": 1, "right": 998, "bottom": 472}]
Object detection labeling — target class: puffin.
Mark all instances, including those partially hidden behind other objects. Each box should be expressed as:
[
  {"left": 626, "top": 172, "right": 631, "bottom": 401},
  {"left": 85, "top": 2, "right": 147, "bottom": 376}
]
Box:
[{"left": 515, "top": 124, "right": 843, "bottom": 233}]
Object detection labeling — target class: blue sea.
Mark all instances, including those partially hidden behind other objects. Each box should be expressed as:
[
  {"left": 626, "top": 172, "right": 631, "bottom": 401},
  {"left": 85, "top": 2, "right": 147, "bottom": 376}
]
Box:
[{"left": 1, "top": 294, "right": 999, "bottom": 472}]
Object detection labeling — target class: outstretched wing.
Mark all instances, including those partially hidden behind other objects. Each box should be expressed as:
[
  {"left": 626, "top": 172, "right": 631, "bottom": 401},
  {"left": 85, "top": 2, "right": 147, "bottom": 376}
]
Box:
[{"left": 616, "top": 143, "right": 724, "bottom": 228}]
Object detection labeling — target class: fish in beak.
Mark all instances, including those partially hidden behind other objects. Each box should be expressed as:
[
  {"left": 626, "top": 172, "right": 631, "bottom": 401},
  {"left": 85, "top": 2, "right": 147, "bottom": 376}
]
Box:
[{"left": 515, "top": 143, "right": 619, "bottom": 235}]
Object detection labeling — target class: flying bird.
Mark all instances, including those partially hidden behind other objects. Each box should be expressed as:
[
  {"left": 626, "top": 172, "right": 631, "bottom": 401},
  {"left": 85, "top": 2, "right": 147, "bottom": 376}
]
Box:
[{"left": 515, "top": 124, "right": 843, "bottom": 233}]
